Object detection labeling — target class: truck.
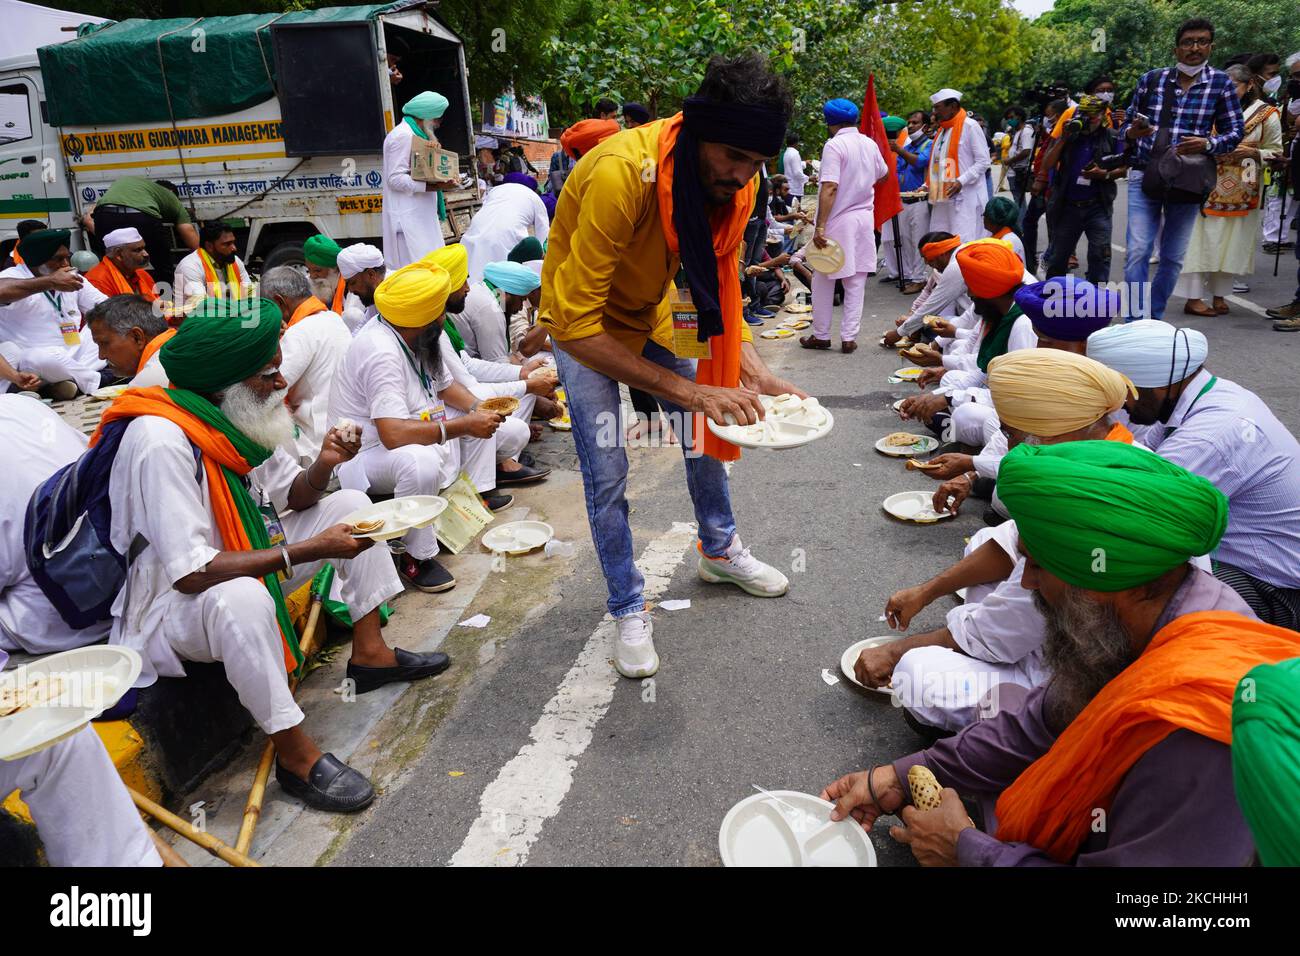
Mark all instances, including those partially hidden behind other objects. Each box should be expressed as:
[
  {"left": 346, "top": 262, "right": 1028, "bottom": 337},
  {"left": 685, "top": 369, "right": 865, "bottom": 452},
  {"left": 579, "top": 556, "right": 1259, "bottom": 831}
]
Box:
[{"left": 0, "top": 0, "right": 480, "bottom": 272}]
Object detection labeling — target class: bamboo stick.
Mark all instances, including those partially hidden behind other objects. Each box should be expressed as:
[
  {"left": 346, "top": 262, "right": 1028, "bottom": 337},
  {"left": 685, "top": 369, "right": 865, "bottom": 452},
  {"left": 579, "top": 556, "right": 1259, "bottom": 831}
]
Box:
[
  {"left": 150, "top": 829, "right": 189, "bottom": 867},
  {"left": 234, "top": 592, "right": 326, "bottom": 854},
  {"left": 128, "top": 787, "right": 259, "bottom": 868}
]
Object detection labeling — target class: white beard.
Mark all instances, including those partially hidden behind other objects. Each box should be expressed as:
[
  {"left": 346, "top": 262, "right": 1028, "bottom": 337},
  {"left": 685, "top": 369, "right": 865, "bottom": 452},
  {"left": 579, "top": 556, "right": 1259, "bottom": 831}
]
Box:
[
  {"left": 309, "top": 273, "right": 337, "bottom": 303},
  {"left": 220, "top": 381, "right": 296, "bottom": 450}
]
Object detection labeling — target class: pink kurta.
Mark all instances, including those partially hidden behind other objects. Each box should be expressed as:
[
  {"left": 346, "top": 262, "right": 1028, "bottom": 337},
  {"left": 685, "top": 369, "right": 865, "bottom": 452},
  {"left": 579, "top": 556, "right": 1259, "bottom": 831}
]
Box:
[{"left": 817, "top": 127, "right": 888, "bottom": 279}]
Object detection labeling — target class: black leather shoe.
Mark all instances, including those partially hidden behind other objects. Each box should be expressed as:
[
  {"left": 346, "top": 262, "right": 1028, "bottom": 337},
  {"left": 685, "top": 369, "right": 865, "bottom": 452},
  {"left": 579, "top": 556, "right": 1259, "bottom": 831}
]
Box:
[
  {"left": 347, "top": 647, "right": 451, "bottom": 694},
  {"left": 397, "top": 555, "right": 456, "bottom": 593},
  {"left": 482, "top": 493, "right": 514, "bottom": 511},
  {"left": 496, "top": 462, "right": 551, "bottom": 485},
  {"left": 275, "top": 753, "right": 374, "bottom": 812}
]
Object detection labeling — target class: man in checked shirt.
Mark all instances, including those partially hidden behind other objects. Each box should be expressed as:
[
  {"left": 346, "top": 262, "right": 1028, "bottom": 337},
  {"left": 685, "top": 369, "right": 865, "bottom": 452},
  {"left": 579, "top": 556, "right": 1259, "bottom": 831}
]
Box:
[{"left": 1118, "top": 18, "right": 1244, "bottom": 321}]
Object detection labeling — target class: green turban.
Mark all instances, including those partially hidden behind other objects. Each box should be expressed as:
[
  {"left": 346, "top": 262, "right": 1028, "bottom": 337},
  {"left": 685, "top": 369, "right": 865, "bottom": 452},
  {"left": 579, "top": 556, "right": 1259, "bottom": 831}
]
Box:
[
  {"left": 302, "top": 234, "right": 341, "bottom": 268},
  {"left": 882, "top": 115, "right": 907, "bottom": 134},
  {"left": 997, "top": 440, "right": 1228, "bottom": 592},
  {"left": 1233, "top": 657, "right": 1300, "bottom": 866},
  {"left": 983, "top": 196, "right": 1021, "bottom": 236},
  {"left": 507, "top": 236, "right": 544, "bottom": 264},
  {"left": 19, "top": 228, "right": 71, "bottom": 268},
  {"left": 402, "top": 91, "right": 449, "bottom": 120},
  {"left": 160, "top": 297, "right": 282, "bottom": 394}
]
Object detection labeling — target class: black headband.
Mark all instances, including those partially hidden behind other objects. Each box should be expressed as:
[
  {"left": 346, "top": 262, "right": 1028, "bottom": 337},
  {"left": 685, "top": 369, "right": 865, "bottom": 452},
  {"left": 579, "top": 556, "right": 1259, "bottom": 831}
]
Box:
[{"left": 682, "top": 95, "right": 788, "bottom": 157}]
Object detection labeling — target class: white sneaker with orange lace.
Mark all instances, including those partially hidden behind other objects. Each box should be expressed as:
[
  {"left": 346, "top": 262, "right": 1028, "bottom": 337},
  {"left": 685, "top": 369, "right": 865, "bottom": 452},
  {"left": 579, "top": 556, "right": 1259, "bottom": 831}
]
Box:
[{"left": 697, "top": 535, "right": 789, "bottom": 597}]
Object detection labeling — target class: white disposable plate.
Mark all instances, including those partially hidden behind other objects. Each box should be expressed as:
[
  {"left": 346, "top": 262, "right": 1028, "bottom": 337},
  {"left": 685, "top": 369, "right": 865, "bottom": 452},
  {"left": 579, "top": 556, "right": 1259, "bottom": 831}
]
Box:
[
  {"left": 882, "top": 490, "right": 955, "bottom": 524},
  {"left": 89, "top": 384, "right": 129, "bottom": 402},
  {"left": 759, "top": 328, "right": 796, "bottom": 340},
  {"left": 482, "top": 520, "right": 554, "bottom": 555},
  {"left": 840, "top": 635, "right": 903, "bottom": 694},
  {"left": 783, "top": 303, "right": 812, "bottom": 314},
  {"left": 719, "top": 790, "right": 877, "bottom": 867},
  {"left": 344, "top": 495, "right": 448, "bottom": 541},
  {"left": 874, "top": 434, "right": 939, "bottom": 458},
  {"left": 548, "top": 416, "right": 572, "bottom": 431},
  {"left": 0, "top": 646, "right": 141, "bottom": 761},
  {"left": 891, "top": 398, "right": 906, "bottom": 412},
  {"left": 706, "top": 395, "right": 834, "bottom": 450},
  {"left": 778, "top": 319, "right": 811, "bottom": 330},
  {"left": 891, "top": 367, "right": 924, "bottom": 381},
  {"left": 805, "top": 238, "right": 846, "bottom": 275}
]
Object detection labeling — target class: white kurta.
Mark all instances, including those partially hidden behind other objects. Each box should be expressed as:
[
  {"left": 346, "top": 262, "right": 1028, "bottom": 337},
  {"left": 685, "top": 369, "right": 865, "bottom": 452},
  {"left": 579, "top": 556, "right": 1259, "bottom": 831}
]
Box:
[
  {"left": 782, "top": 145, "right": 808, "bottom": 200},
  {"left": 381, "top": 121, "right": 446, "bottom": 268},
  {"left": 461, "top": 183, "right": 551, "bottom": 286},
  {"left": 817, "top": 127, "right": 889, "bottom": 279},
  {"left": 899, "top": 253, "right": 974, "bottom": 336},
  {"left": 280, "top": 309, "right": 353, "bottom": 461},
  {"left": 128, "top": 351, "right": 168, "bottom": 389},
  {"left": 172, "top": 251, "right": 251, "bottom": 306},
  {"left": 107, "top": 416, "right": 401, "bottom": 731},
  {"left": 0, "top": 265, "right": 106, "bottom": 394},
  {"left": 926, "top": 119, "right": 991, "bottom": 244},
  {"left": 0, "top": 395, "right": 110, "bottom": 654},
  {"left": 457, "top": 282, "right": 512, "bottom": 362}
]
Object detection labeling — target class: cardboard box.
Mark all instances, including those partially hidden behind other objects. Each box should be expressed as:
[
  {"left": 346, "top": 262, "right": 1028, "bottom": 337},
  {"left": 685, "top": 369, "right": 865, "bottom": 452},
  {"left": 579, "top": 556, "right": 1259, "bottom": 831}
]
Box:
[{"left": 410, "top": 137, "right": 460, "bottom": 183}]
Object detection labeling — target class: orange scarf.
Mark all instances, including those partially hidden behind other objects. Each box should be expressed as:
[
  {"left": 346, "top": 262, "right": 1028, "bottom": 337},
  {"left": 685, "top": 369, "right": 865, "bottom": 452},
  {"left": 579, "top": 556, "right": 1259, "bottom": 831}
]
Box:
[
  {"left": 655, "top": 113, "right": 753, "bottom": 462},
  {"left": 927, "top": 107, "right": 967, "bottom": 191},
  {"left": 137, "top": 328, "right": 177, "bottom": 374},
  {"left": 91, "top": 387, "right": 299, "bottom": 672},
  {"left": 992, "top": 226, "right": 1012, "bottom": 241},
  {"left": 1106, "top": 421, "right": 1133, "bottom": 444},
  {"left": 198, "top": 249, "right": 242, "bottom": 300},
  {"left": 286, "top": 295, "right": 329, "bottom": 330},
  {"left": 331, "top": 275, "right": 346, "bottom": 314},
  {"left": 86, "top": 256, "right": 158, "bottom": 302},
  {"left": 995, "top": 610, "right": 1300, "bottom": 862}
]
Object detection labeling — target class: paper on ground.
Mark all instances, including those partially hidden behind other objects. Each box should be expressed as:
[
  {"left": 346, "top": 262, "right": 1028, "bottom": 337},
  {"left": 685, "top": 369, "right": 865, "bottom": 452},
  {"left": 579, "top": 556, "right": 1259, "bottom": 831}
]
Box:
[
  {"left": 658, "top": 599, "right": 691, "bottom": 611},
  {"left": 458, "top": 614, "right": 491, "bottom": 628}
]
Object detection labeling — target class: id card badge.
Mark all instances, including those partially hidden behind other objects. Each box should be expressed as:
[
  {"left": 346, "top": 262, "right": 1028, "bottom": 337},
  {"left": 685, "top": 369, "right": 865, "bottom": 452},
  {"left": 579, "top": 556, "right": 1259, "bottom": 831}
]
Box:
[
  {"left": 59, "top": 311, "right": 80, "bottom": 346},
  {"left": 418, "top": 400, "right": 447, "bottom": 423},
  {"left": 259, "top": 501, "right": 289, "bottom": 581},
  {"left": 1076, "top": 175, "right": 1090, "bottom": 186},
  {"left": 670, "top": 287, "right": 712, "bottom": 360}
]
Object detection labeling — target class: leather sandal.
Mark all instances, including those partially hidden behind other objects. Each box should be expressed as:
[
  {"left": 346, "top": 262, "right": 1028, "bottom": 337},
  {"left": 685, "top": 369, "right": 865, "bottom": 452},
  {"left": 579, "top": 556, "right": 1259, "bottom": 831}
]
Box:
[
  {"left": 1183, "top": 301, "right": 1217, "bottom": 318},
  {"left": 798, "top": 335, "right": 831, "bottom": 350}
]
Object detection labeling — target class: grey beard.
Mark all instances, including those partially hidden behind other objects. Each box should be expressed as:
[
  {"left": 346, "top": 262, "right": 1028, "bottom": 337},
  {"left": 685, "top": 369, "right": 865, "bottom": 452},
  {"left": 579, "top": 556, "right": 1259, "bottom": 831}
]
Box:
[
  {"left": 220, "top": 382, "right": 296, "bottom": 451},
  {"left": 309, "top": 275, "right": 337, "bottom": 303},
  {"left": 1034, "top": 588, "right": 1135, "bottom": 731}
]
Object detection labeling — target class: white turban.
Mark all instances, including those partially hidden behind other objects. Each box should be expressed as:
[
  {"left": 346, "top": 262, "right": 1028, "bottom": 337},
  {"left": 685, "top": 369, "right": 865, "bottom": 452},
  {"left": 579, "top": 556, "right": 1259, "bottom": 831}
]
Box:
[
  {"left": 336, "top": 243, "right": 385, "bottom": 279},
  {"left": 103, "top": 227, "right": 144, "bottom": 249},
  {"left": 930, "top": 88, "right": 962, "bottom": 104},
  {"left": 1086, "top": 320, "right": 1209, "bottom": 388}
]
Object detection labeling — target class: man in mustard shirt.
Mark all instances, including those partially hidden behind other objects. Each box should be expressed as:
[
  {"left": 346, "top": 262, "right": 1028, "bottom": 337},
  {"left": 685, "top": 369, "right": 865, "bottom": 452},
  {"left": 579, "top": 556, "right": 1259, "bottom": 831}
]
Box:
[{"left": 540, "top": 54, "right": 806, "bottom": 679}]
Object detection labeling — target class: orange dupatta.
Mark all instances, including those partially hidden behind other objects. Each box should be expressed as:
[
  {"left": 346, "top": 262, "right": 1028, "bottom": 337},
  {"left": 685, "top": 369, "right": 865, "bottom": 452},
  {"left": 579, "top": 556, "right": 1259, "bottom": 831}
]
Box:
[
  {"left": 655, "top": 113, "right": 754, "bottom": 462},
  {"left": 86, "top": 257, "right": 158, "bottom": 302},
  {"left": 137, "top": 328, "right": 177, "bottom": 374},
  {"left": 331, "top": 275, "right": 346, "bottom": 314},
  {"left": 995, "top": 610, "right": 1300, "bottom": 862},
  {"left": 286, "top": 295, "right": 329, "bottom": 330},
  {"left": 91, "top": 386, "right": 299, "bottom": 673},
  {"left": 1106, "top": 421, "right": 1133, "bottom": 444},
  {"left": 198, "top": 248, "right": 243, "bottom": 300},
  {"left": 927, "top": 107, "right": 967, "bottom": 197}
]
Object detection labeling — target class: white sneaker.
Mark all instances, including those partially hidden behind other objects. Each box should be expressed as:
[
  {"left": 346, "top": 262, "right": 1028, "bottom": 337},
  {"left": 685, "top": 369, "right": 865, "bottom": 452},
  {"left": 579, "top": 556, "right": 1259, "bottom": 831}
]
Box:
[
  {"left": 697, "top": 535, "right": 789, "bottom": 597},
  {"left": 614, "top": 611, "right": 659, "bottom": 678}
]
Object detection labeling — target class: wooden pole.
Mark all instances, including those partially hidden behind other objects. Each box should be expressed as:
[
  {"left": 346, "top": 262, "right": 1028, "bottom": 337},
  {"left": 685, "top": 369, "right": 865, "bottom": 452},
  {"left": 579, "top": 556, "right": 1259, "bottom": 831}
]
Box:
[
  {"left": 234, "top": 592, "right": 326, "bottom": 855},
  {"left": 128, "top": 787, "right": 260, "bottom": 868},
  {"left": 150, "top": 829, "right": 190, "bottom": 867}
]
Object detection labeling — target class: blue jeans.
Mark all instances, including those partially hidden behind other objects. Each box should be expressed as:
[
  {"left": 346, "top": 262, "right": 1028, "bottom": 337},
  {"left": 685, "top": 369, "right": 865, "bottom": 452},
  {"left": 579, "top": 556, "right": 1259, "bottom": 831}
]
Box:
[
  {"left": 1123, "top": 170, "right": 1201, "bottom": 321},
  {"left": 1045, "top": 200, "right": 1112, "bottom": 284},
  {"left": 553, "top": 339, "right": 737, "bottom": 618}
]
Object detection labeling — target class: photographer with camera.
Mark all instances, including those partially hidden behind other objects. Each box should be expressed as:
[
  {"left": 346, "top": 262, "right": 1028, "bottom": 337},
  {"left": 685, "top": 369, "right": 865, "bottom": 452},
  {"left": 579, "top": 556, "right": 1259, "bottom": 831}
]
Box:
[
  {"left": 1117, "top": 17, "right": 1244, "bottom": 321},
  {"left": 1265, "top": 53, "right": 1300, "bottom": 329},
  {"left": 1038, "top": 96, "right": 1122, "bottom": 284}
]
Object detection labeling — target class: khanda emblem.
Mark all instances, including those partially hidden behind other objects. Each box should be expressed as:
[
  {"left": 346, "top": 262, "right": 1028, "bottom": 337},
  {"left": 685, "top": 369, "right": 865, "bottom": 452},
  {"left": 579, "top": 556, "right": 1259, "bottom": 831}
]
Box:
[{"left": 63, "top": 134, "right": 85, "bottom": 162}]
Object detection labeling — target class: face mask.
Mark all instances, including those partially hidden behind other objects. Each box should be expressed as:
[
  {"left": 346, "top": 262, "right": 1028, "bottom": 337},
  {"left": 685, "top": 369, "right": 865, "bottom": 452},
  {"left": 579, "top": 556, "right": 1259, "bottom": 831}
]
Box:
[
  {"left": 909, "top": 128, "right": 925, "bottom": 142},
  {"left": 1263, "top": 76, "right": 1282, "bottom": 95},
  {"left": 1176, "top": 61, "right": 1202, "bottom": 77},
  {"left": 1095, "top": 91, "right": 1114, "bottom": 103},
  {"left": 1006, "top": 118, "right": 1019, "bottom": 128}
]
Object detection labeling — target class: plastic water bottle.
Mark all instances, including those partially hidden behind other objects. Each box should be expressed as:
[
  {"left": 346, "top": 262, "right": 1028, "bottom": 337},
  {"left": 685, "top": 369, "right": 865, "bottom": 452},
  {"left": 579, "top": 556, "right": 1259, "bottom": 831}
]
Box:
[{"left": 544, "top": 539, "right": 575, "bottom": 558}]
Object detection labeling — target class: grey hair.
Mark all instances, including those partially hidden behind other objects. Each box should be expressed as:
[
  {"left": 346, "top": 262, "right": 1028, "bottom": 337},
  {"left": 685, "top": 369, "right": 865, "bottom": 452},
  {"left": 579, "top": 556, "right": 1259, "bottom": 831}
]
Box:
[
  {"left": 1225, "top": 64, "right": 1251, "bottom": 85},
  {"left": 1287, "top": 51, "right": 1300, "bottom": 70},
  {"left": 259, "top": 264, "right": 312, "bottom": 302},
  {"left": 85, "top": 293, "right": 167, "bottom": 338}
]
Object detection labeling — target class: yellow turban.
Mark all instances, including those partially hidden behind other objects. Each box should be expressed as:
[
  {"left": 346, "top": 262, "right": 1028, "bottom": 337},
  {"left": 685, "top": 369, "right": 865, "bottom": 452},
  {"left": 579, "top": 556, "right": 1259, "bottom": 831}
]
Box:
[
  {"left": 420, "top": 243, "right": 469, "bottom": 291},
  {"left": 374, "top": 262, "right": 451, "bottom": 328},
  {"left": 987, "top": 349, "right": 1136, "bottom": 437}
]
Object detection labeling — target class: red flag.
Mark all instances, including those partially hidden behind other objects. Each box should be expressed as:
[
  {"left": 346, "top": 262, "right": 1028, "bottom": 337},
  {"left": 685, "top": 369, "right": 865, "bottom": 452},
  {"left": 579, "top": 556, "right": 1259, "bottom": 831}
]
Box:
[{"left": 859, "top": 74, "right": 902, "bottom": 230}]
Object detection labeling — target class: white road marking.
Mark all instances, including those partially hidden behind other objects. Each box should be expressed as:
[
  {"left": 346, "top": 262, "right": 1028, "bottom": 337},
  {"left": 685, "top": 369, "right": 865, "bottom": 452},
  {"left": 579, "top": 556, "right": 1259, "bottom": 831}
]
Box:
[{"left": 448, "top": 520, "right": 699, "bottom": 867}]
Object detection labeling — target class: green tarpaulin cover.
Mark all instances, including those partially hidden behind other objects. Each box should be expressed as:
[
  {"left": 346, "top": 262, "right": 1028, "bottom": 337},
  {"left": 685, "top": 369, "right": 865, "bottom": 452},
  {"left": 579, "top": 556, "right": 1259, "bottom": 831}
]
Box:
[{"left": 37, "top": 5, "right": 398, "bottom": 127}]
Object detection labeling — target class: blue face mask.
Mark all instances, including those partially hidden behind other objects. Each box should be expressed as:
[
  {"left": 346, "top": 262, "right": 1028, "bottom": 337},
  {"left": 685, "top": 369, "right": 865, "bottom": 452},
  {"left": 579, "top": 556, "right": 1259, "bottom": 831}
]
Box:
[{"left": 1006, "top": 118, "right": 1020, "bottom": 128}]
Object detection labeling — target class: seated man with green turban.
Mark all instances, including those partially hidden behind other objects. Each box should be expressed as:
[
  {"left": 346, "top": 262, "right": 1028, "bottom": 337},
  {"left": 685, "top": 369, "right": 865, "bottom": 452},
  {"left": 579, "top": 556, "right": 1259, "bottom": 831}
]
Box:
[
  {"left": 105, "top": 297, "right": 452, "bottom": 813},
  {"left": 303, "top": 233, "right": 367, "bottom": 334},
  {"left": 823, "top": 441, "right": 1300, "bottom": 866}
]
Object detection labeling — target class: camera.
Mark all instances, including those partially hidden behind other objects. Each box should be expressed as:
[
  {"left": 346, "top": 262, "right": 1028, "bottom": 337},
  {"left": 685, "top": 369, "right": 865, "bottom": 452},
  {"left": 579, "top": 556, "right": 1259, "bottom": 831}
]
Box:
[
  {"left": 1064, "top": 118, "right": 1085, "bottom": 136},
  {"left": 1095, "top": 151, "right": 1130, "bottom": 171}
]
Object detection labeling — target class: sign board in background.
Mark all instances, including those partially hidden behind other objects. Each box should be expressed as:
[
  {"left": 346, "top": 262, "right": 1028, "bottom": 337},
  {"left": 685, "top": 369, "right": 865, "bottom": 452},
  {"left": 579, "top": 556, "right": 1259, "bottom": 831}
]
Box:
[{"left": 481, "top": 88, "right": 549, "bottom": 142}]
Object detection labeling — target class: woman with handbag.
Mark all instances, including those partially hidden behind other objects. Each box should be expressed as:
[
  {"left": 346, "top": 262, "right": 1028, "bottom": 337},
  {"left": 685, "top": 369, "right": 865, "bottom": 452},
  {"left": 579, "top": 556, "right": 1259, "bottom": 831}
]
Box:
[{"left": 1177, "top": 65, "right": 1283, "bottom": 316}]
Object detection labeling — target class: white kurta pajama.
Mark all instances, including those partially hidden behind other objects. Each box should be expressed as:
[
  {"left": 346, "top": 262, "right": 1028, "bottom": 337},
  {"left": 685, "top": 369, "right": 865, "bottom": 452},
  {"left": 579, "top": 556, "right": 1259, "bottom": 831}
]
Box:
[
  {"left": 0, "top": 266, "right": 106, "bottom": 394},
  {"left": 107, "top": 416, "right": 402, "bottom": 734},
  {"left": 458, "top": 282, "right": 514, "bottom": 362},
  {"left": 925, "top": 116, "right": 991, "bottom": 247},
  {"left": 280, "top": 308, "right": 353, "bottom": 461},
  {"left": 0, "top": 396, "right": 110, "bottom": 655},
  {"left": 811, "top": 127, "right": 889, "bottom": 343},
  {"left": 460, "top": 183, "right": 550, "bottom": 286},
  {"left": 382, "top": 121, "right": 446, "bottom": 269},
  {"left": 172, "top": 251, "right": 252, "bottom": 306}
]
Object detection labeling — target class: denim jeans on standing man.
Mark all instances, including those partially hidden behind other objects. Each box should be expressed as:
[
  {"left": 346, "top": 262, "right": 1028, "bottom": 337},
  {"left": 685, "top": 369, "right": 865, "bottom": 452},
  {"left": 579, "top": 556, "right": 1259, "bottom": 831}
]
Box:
[
  {"left": 1045, "top": 200, "right": 1113, "bottom": 284},
  {"left": 553, "top": 339, "right": 738, "bottom": 618},
  {"left": 1123, "top": 169, "right": 1202, "bottom": 321}
]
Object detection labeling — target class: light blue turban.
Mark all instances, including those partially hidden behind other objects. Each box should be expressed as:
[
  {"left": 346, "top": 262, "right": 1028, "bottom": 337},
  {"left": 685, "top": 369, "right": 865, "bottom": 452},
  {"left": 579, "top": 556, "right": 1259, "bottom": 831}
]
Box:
[
  {"left": 1086, "top": 320, "right": 1209, "bottom": 388},
  {"left": 402, "top": 91, "right": 450, "bottom": 120},
  {"left": 483, "top": 260, "right": 541, "bottom": 296},
  {"left": 824, "top": 98, "right": 860, "bottom": 126}
]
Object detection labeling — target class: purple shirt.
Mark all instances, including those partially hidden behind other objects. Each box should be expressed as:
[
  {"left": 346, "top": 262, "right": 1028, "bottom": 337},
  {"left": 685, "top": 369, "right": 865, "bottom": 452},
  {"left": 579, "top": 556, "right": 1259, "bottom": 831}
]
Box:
[{"left": 893, "top": 568, "right": 1257, "bottom": 866}]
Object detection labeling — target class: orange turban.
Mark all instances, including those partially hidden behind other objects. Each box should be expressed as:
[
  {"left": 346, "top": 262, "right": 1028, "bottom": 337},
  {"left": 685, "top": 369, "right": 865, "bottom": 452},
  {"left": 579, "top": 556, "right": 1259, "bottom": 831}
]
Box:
[
  {"left": 561, "top": 119, "right": 621, "bottom": 159},
  {"left": 920, "top": 235, "right": 961, "bottom": 260},
  {"left": 955, "top": 238, "right": 1024, "bottom": 299}
]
